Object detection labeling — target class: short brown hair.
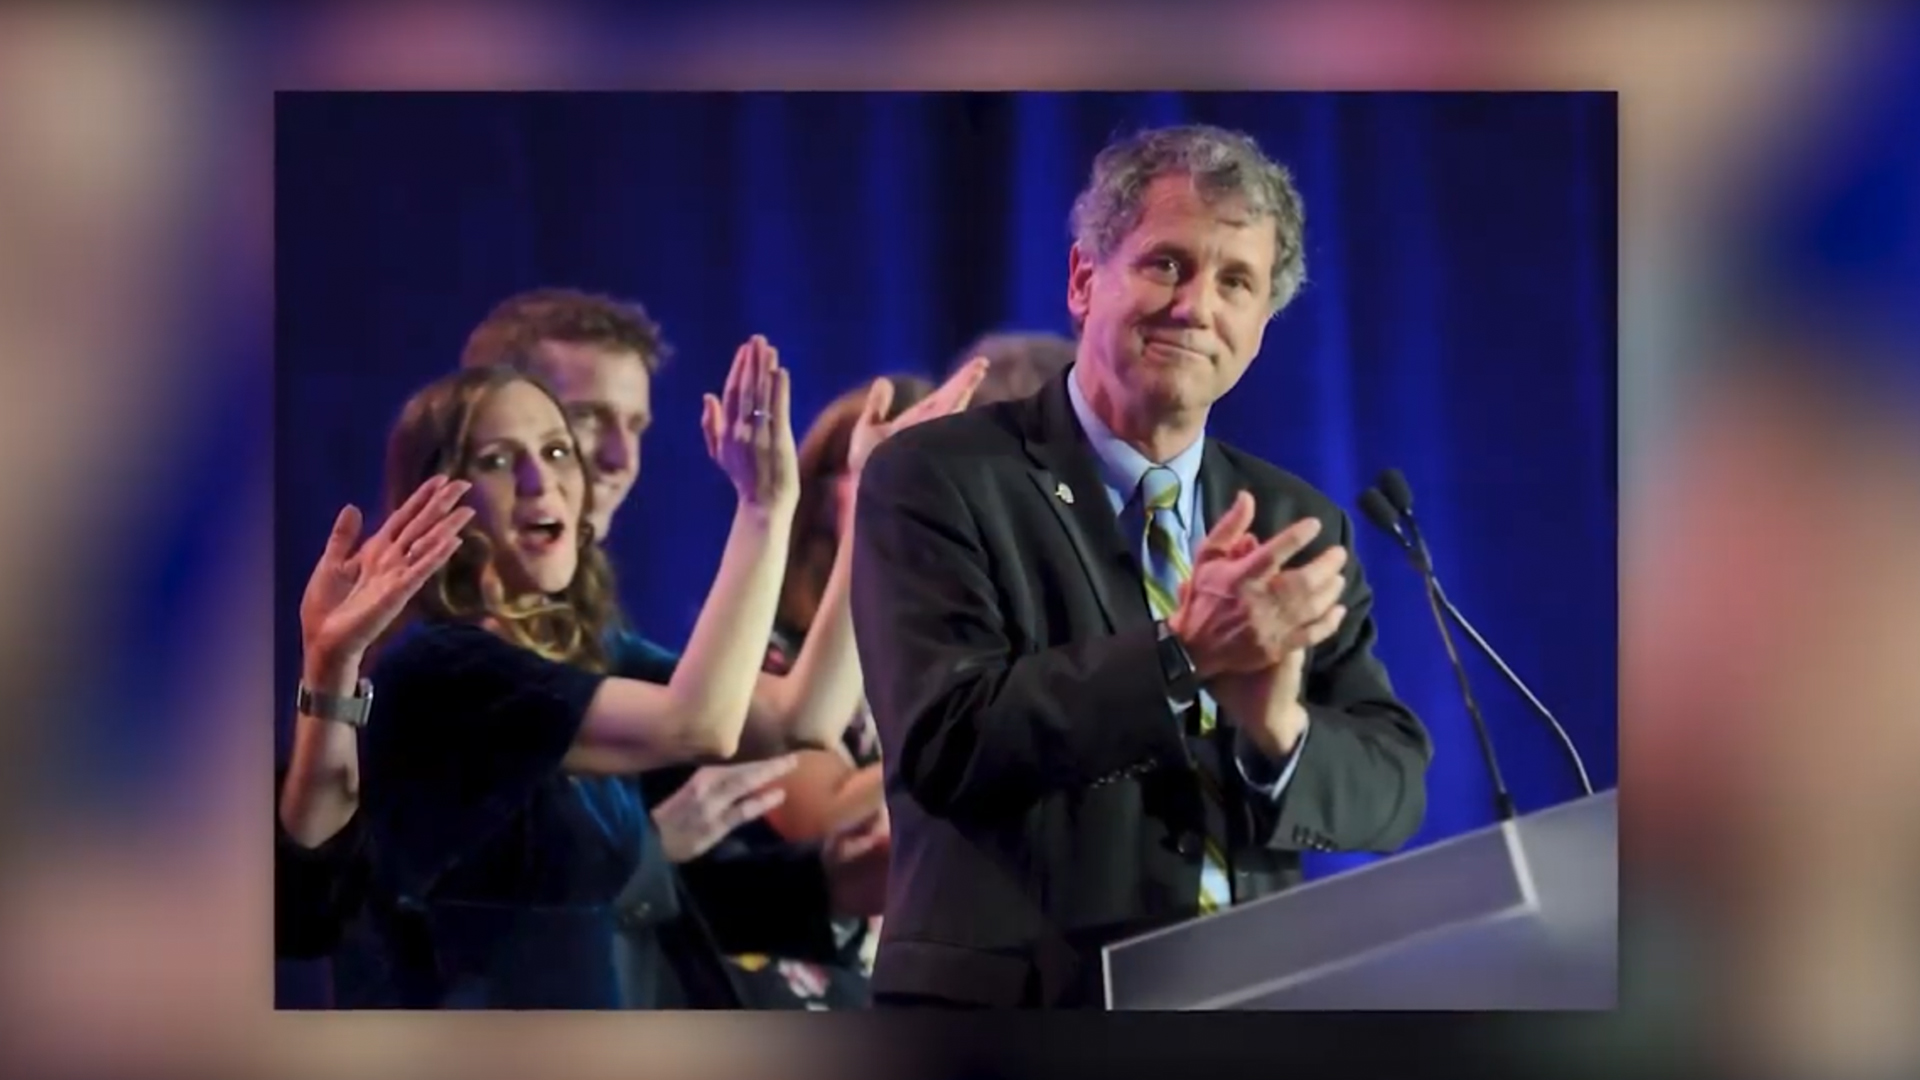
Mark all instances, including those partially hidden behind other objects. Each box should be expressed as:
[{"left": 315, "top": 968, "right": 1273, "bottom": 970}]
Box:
[{"left": 460, "top": 287, "right": 673, "bottom": 374}]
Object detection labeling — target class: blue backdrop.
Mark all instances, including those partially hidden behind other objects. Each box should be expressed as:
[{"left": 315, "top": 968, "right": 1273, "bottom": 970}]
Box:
[{"left": 275, "top": 91, "right": 1617, "bottom": 881}]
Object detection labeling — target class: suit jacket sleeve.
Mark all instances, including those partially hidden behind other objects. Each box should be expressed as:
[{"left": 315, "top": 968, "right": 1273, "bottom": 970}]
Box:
[
  {"left": 851, "top": 436, "right": 1191, "bottom": 822},
  {"left": 1245, "top": 508, "right": 1434, "bottom": 853}
]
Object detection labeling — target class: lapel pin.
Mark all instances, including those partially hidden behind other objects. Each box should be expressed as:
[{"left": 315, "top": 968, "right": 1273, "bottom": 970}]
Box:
[{"left": 1054, "top": 482, "right": 1075, "bottom": 505}]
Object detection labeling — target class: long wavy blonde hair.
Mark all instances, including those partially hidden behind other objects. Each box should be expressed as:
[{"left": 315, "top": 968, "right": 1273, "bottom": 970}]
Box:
[{"left": 383, "top": 365, "right": 622, "bottom": 672}]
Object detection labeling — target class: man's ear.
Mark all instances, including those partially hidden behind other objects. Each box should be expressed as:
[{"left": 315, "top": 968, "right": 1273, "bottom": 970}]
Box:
[{"left": 1067, "top": 241, "right": 1097, "bottom": 326}]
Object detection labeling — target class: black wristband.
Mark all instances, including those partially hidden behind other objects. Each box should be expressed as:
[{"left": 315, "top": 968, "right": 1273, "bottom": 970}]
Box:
[{"left": 1155, "top": 620, "right": 1199, "bottom": 711}]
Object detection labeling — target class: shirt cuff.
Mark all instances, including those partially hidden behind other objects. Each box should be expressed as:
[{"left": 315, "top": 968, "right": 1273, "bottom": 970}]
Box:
[{"left": 1234, "top": 718, "right": 1309, "bottom": 801}]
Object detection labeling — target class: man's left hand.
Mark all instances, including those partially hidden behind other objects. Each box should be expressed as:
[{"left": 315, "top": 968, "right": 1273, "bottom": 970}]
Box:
[
  {"left": 1187, "top": 527, "right": 1338, "bottom": 759},
  {"left": 1211, "top": 650, "right": 1311, "bottom": 760}
]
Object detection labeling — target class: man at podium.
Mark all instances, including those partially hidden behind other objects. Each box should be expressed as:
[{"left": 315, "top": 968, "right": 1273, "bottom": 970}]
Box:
[{"left": 849, "top": 123, "right": 1435, "bottom": 1009}]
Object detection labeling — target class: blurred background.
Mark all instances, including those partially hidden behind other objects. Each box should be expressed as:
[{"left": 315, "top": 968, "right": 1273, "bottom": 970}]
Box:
[{"left": 0, "top": 3, "right": 1916, "bottom": 1079}]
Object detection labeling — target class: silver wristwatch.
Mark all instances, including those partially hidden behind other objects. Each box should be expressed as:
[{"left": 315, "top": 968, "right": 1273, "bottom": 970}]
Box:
[{"left": 296, "top": 678, "right": 374, "bottom": 728}]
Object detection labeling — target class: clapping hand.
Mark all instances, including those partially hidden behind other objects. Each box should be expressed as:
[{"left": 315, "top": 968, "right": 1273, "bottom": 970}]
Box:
[
  {"left": 1172, "top": 492, "right": 1350, "bottom": 757},
  {"left": 701, "top": 335, "right": 798, "bottom": 511},
  {"left": 652, "top": 754, "right": 801, "bottom": 864},
  {"left": 845, "top": 356, "right": 991, "bottom": 476},
  {"left": 301, "top": 474, "right": 474, "bottom": 681}
]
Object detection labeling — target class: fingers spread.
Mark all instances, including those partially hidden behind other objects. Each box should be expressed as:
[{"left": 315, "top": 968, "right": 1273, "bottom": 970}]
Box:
[
  {"left": 387, "top": 473, "right": 446, "bottom": 525},
  {"left": 942, "top": 356, "right": 990, "bottom": 412},
  {"left": 1276, "top": 544, "right": 1348, "bottom": 597},
  {"left": 711, "top": 754, "right": 800, "bottom": 801},
  {"left": 1202, "top": 491, "right": 1257, "bottom": 552},
  {"left": 407, "top": 506, "right": 475, "bottom": 562},
  {"left": 722, "top": 340, "right": 751, "bottom": 426},
  {"left": 1239, "top": 516, "right": 1322, "bottom": 578},
  {"left": 390, "top": 479, "right": 472, "bottom": 557},
  {"left": 321, "top": 504, "right": 365, "bottom": 566},
  {"left": 727, "top": 786, "right": 787, "bottom": 830},
  {"left": 1287, "top": 603, "right": 1346, "bottom": 652},
  {"left": 771, "top": 365, "right": 792, "bottom": 437},
  {"left": 391, "top": 532, "right": 463, "bottom": 597},
  {"left": 701, "top": 394, "right": 724, "bottom": 459},
  {"left": 754, "top": 340, "right": 776, "bottom": 424},
  {"left": 1199, "top": 526, "right": 1259, "bottom": 567},
  {"left": 863, "top": 377, "right": 896, "bottom": 424}
]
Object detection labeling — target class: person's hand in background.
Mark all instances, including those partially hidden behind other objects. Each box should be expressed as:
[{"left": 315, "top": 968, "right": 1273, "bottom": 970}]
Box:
[
  {"left": 281, "top": 475, "right": 474, "bottom": 847},
  {"left": 651, "top": 755, "right": 800, "bottom": 864},
  {"left": 844, "top": 356, "right": 990, "bottom": 478},
  {"left": 821, "top": 802, "right": 890, "bottom": 918}
]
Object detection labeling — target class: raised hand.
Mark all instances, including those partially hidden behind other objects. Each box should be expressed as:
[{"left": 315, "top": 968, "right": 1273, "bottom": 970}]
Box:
[
  {"left": 846, "top": 355, "right": 992, "bottom": 475},
  {"left": 301, "top": 474, "right": 474, "bottom": 676},
  {"left": 1178, "top": 493, "right": 1349, "bottom": 758},
  {"left": 1168, "top": 493, "right": 1344, "bottom": 680},
  {"left": 651, "top": 754, "right": 801, "bottom": 863},
  {"left": 701, "top": 335, "right": 798, "bottom": 511}
]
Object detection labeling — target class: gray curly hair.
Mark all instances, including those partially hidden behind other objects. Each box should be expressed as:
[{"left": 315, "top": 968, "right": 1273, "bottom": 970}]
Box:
[{"left": 1069, "top": 124, "right": 1307, "bottom": 318}]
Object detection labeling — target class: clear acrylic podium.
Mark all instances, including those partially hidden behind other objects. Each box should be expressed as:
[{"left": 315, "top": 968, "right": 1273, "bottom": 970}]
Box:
[{"left": 1102, "top": 789, "right": 1617, "bottom": 1010}]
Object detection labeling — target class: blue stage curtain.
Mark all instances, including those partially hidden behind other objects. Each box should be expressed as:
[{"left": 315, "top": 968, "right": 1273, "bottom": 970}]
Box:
[{"left": 274, "top": 90, "right": 1618, "bottom": 880}]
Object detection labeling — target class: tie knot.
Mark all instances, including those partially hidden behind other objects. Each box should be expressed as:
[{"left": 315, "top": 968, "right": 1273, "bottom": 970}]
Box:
[{"left": 1140, "top": 466, "right": 1182, "bottom": 513}]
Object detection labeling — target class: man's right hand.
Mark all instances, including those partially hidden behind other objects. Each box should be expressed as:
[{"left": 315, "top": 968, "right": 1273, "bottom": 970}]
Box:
[{"left": 1167, "top": 491, "right": 1349, "bottom": 681}]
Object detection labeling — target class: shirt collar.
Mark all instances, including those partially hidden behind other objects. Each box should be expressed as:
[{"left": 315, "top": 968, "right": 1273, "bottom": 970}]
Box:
[{"left": 1066, "top": 363, "right": 1206, "bottom": 530}]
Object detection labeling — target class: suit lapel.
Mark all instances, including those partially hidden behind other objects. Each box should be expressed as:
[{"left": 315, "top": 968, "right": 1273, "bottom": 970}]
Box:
[
  {"left": 1198, "top": 441, "right": 1249, "bottom": 537},
  {"left": 1199, "top": 441, "right": 1297, "bottom": 553},
  {"left": 1019, "top": 373, "right": 1152, "bottom": 635}
]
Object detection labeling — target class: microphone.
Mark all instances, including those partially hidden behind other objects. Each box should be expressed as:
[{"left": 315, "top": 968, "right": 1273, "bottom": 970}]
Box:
[
  {"left": 1361, "top": 470, "right": 1596, "bottom": 805},
  {"left": 1358, "top": 489, "right": 1419, "bottom": 569},
  {"left": 1358, "top": 482, "right": 1515, "bottom": 822}
]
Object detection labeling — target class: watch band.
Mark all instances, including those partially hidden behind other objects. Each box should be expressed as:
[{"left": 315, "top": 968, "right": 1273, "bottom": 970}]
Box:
[
  {"left": 296, "top": 678, "right": 374, "bottom": 728},
  {"left": 1155, "top": 620, "right": 1199, "bottom": 711}
]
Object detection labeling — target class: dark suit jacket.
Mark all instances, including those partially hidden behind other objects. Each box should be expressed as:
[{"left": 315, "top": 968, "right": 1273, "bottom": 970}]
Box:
[{"left": 849, "top": 369, "right": 1433, "bottom": 1009}]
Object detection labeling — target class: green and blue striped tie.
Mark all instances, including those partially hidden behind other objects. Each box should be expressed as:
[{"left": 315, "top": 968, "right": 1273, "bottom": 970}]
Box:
[{"left": 1138, "top": 466, "right": 1232, "bottom": 915}]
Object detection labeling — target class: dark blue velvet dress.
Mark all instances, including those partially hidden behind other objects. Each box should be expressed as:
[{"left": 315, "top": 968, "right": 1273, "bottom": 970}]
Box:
[{"left": 337, "top": 620, "right": 695, "bottom": 1009}]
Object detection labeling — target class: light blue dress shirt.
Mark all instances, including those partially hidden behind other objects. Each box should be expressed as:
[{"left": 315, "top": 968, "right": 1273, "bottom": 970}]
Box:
[{"left": 1065, "top": 369, "right": 1308, "bottom": 801}]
